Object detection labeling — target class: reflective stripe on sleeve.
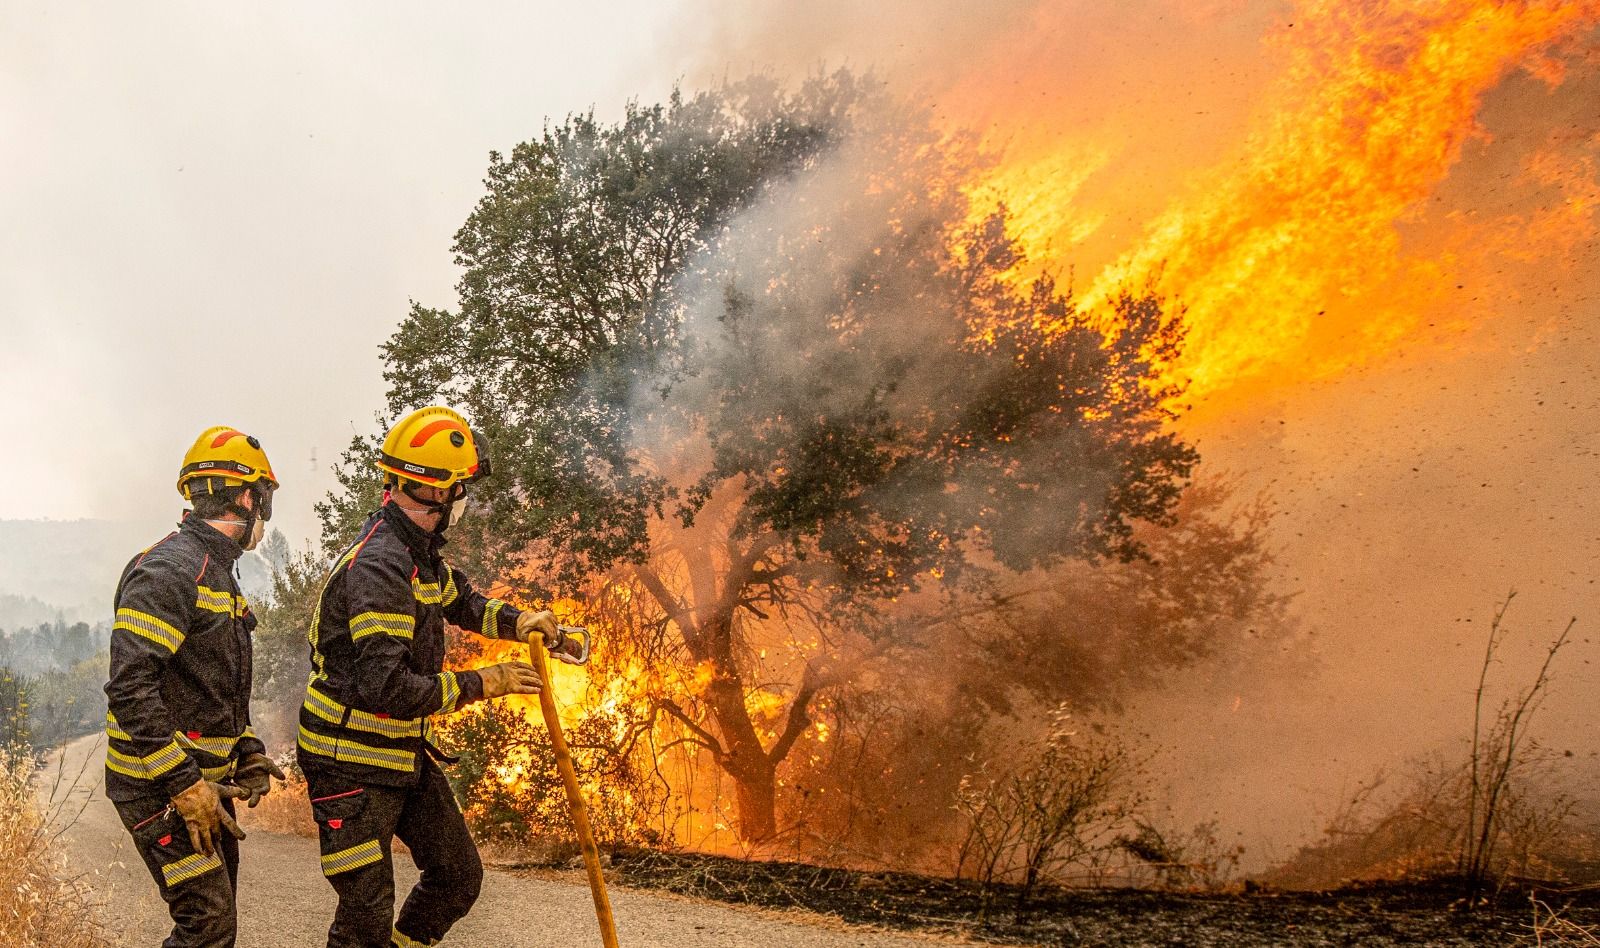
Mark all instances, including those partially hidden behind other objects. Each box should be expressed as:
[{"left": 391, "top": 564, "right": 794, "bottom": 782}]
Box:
[
  {"left": 349, "top": 611, "right": 416, "bottom": 641},
  {"left": 114, "top": 608, "right": 185, "bottom": 653},
  {"left": 174, "top": 731, "right": 241, "bottom": 757},
  {"left": 481, "top": 600, "right": 504, "bottom": 639},
  {"left": 437, "top": 672, "right": 461, "bottom": 714},
  {"left": 105, "top": 740, "right": 188, "bottom": 780}
]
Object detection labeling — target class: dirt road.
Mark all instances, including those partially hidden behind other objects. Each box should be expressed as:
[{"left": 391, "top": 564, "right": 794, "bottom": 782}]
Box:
[{"left": 41, "top": 734, "right": 950, "bottom": 948}]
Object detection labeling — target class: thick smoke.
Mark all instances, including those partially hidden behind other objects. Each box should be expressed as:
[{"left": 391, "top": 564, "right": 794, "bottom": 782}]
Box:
[{"left": 647, "top": 1, "right": 1600, "bottom": 873}]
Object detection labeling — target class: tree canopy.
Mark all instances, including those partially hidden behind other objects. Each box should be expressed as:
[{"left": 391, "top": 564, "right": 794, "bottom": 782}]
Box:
[{"left": 328, "top": 72, "right": 1202, "bottom": 840}]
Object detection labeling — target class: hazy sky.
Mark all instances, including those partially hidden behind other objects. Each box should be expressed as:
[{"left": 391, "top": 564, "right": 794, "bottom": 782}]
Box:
[{"left": 0, "top": 2, "right": 681, "bottom": 545}]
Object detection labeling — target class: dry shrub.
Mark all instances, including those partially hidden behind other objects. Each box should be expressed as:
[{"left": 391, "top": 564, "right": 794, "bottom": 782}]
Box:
[
  {"left": 1523, "top": 896, "right": 1600, "bottom": 946},
  {"left": 1114, "top": 818, "right": 1245, "bottom": 891},
  {"left": 1271, "top": 597, "right": 1590, "bottom": 892},
  {"left": 954, "top": 707, "right": 1145, "bottom": 915},
  {"left": 234, "top": 765, "right": 315, "bottom": 838},
  {"left": 0, "top": 746, "right": 114, "bottom": 948}
]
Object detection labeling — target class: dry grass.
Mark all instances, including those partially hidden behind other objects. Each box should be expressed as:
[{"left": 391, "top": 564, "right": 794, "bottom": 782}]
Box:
[
  {"left": 234, "top": 771, "right": 316, "bottom": 838},
  {"left": 1524, "top": 896, "right": 1600, "bottom": 946},
  {"left": 0, "top": 746, "right": 114, "bottom": 948}
]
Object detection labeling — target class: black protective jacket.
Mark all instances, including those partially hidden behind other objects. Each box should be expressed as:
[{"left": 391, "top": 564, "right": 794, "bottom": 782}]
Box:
[
  {"left": 296, "top": 502, "right": 522, "bottom": 787},
  {"left": 104, "top": 515, "right": 265, "bottom": 803}
]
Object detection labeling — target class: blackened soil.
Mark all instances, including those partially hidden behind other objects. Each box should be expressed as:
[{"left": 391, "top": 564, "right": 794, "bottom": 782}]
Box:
[{"left": 609, "top": 850, "right": 1600, "bottom": 946}]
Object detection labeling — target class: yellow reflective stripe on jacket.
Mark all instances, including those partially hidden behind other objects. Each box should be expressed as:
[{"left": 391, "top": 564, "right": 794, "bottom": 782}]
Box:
[
  {"left": 411, "top": 577, "right": 443, "bottom": 605},
  {"left": 114, "top": 608, "right": 184, "bottom": 653},
  {"left": 297, "top": 725, "right": 416, "bottom": 772},
  {"left": 308, "top": 540, "right": 366, "bottom": 683},
  {"left": 105, "top": 740, "right": 187, "bottom": 780},
  {"left": 441, "top": 568, "right": 459, "bottom": 606},
  {"left": 437, "top": 673, "right": 461, "bottom": 714},
  {"left": 349, "top": 611, "right": 415, "bottom": 641},
  {"left": 162, "top": 851, "right": 224, "bottom": 886},
  {"left": 322, "top": 839, "right": 384, "bottom": 876},
  {"left": 195, "top": 585, "right": 249, "bottom": 617},
  {"left": 105, "top": 712, "right": 132, "bottom": 742},
  {"left": 303, "top": 685, "right": 423, "bottom": 740},
  {"left": 481, "top": 600, "right": 504, "bottom": 639}
]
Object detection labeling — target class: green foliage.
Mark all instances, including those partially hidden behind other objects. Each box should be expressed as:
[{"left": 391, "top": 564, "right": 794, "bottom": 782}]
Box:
[
  {"left": 0, "top": 667, "right": 28, "bottom": 749},
  {"left": 22, "top": 654, "right": 107, "bottom": 750},
  {"left": 329, "top": 69, "right": 1203, "bottom": 840},
  {"left": 250, "top": 548, "right": 325, "bottom": 752},
  {"left": 353, "top": 70, "right": 1195, "bottom": 601}
]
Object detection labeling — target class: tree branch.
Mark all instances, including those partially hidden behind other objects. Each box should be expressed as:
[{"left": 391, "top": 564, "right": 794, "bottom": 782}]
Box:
[
  {"left": 633, "top": 564, "right": 697, "bottom": 642},
  {"left": 656, "top": 697, "right": 725, "bottom": 761}
]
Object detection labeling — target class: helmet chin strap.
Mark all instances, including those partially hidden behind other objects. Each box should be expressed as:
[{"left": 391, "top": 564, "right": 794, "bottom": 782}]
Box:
[
  {"left": 392, "top": 480, "right": 457, "bottom": 537},
  {"left": 196, "top": 481, "right": 265, "bottom": 550}
]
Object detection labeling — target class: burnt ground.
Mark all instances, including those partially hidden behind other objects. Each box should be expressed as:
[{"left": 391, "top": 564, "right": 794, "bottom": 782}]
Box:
[{"left": 608, "top": 850, "right": 1600, "bottom": 946}]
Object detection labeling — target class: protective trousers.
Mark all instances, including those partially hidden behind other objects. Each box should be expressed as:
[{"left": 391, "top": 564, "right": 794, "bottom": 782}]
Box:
[
  {"left": 305, "top": 759, "right": 483, "bottom": 948},
  {"left": 115, "top": 795, "right": 240, "bottom": 948}
]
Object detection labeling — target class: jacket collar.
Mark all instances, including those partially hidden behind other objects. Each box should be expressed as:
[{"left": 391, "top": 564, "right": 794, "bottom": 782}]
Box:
[
  {"left": 380, "top": 500, "right": 445, "bottom": 560},
  {"left": 180, "top": 512, "right": 246, "bottom": 564}
]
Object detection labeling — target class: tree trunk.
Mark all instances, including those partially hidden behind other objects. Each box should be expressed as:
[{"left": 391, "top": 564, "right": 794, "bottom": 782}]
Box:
[
  {"left": 634, "top": 556, "right": 788, "bottom": 842},
  {"left": 704, "top": 660, "right": 780, "bottom": 841}
]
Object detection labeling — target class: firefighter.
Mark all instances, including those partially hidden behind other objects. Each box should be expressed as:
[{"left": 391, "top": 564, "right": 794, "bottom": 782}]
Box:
[
  {"left": 297, "top": 405, "right": 576, "bottom": 948},
  {"left": 105, "top": 427, "right": 287, "bottom": 948}
]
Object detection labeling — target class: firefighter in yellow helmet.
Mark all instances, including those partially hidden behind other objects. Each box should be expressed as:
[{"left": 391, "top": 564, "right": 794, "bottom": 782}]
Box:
[
  {"left": 298, "top": 406, "right": 577, "bottom": 948},
  {"left": 105, "top": 427, "right": 286, "bottom": 947}
]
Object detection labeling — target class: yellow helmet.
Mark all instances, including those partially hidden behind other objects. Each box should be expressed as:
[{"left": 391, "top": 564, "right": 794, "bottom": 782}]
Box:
[
  {"left": 377, "top": 406, "right": 489, "bottom": 489},
  {"left": 177, "top": 426, "right": 279, "bottom": 500}
]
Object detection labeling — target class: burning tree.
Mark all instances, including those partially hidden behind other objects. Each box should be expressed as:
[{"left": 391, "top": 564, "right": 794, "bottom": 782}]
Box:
[{"left": 327, "top": 72, "right": 1199, "bottom": 842}]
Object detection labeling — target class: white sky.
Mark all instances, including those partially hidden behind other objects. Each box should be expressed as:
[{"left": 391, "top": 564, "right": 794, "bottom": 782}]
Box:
[{"left": 0, "top": 2, "right": 681, "bottom": 546}]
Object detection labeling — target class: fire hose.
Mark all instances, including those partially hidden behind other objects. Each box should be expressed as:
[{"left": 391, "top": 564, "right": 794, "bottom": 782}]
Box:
[{"left": 530, "top": 625, "right": 620, "bottom": 948}]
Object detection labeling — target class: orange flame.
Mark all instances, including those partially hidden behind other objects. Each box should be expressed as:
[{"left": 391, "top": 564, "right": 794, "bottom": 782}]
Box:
[
  {"left": 962, "top": 0, "right": 1600, "bottom": 402},
  {"left": 447, "top": 0, "right": 1600, "bottom": 853}
]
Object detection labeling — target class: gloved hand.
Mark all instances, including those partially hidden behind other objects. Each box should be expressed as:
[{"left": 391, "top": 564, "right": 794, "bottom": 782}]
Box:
[
  {"left": 478, "top": 661, "right": 542, "bottom": 698},
  {"left": 171, "top": 778, "right": 248, "bottom": 856},
  {"left": 232, "top": 752, "right": 287, "bottom": 808},
  {"left": 514, "top": 609, "right": 560, "bottom": 647}
]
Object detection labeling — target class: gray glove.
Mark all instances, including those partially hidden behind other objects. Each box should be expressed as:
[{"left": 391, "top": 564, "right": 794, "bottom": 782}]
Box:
[{"left": 232, "top": 752, "right": 286, "bottom": 808}]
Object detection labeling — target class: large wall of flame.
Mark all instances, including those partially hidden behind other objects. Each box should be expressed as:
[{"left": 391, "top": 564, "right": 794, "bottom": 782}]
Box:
[{"left": 659, "top": 1, "right": 1600, "bottom": 870}]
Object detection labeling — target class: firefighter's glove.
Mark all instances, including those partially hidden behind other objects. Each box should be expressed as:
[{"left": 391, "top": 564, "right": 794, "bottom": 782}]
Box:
[
  {"left": 232, "top": 752, "right": 286, "bottom": 808},
  {"left": 479, "top": 660, "right": 542, "bottom": 698},
  {"left": 171, "top": 778, "right": 248, "bottom": 857},
  {"left": 515, "top": 609, "right": 561, "bottom": 647}
]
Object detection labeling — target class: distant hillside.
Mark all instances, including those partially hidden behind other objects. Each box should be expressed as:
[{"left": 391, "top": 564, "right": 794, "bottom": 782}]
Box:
[
  {"left": 0, "top": 519, "right": 274, "bottom": 623},
  {"left": 0, "top": 592, "right": 76, "bottom": 630}
]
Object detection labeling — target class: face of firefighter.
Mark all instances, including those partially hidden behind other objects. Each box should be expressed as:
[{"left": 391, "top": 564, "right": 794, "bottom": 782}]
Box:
[
  {"left": 201, "top": 488, "right": 266, "bottom": 550},
  {"left": 394, "top": 482, "right": 466, "bottom": 532}
]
